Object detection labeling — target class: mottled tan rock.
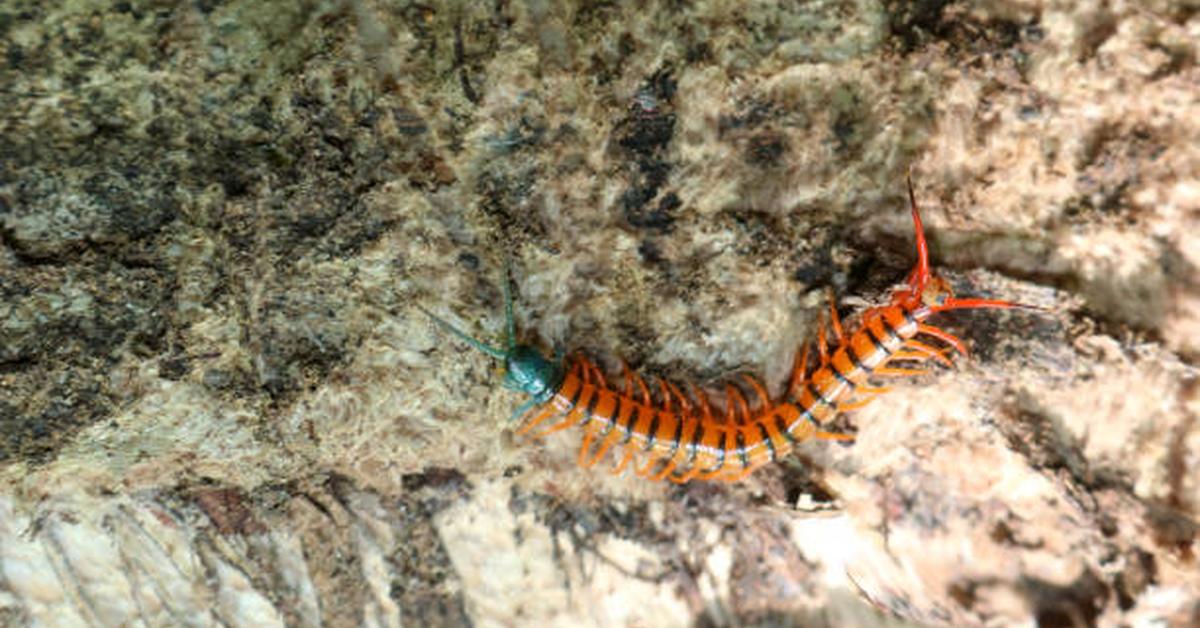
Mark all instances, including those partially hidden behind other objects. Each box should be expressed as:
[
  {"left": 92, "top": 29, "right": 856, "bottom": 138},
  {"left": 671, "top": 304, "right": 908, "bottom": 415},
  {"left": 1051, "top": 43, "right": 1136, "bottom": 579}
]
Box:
[{"left": 1, "top": 0, "right": 1197, "bottom": 626}]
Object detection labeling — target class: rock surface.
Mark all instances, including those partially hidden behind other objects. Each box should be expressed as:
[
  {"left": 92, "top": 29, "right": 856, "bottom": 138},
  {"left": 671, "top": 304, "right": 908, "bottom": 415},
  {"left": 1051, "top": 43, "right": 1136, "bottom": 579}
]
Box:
[{"left": 1, "top": 0, "right": 1197, "bottom": 626}]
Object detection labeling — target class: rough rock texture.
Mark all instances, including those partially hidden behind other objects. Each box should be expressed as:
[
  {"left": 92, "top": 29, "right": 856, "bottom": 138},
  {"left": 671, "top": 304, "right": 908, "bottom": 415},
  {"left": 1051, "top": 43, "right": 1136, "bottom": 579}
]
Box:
[{"left": 1, "top": 0, "right": 1197, "bottom": 626}]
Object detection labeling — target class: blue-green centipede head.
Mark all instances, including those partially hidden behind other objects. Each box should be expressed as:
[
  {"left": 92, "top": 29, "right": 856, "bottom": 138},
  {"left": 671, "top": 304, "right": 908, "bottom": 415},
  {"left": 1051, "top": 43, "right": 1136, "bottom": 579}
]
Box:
[
  {"left": 418, "top": 265, "right": 564, "bottom": 408},
  {"left": 501, "top": 344, "right": 563, "bottom": 404}
]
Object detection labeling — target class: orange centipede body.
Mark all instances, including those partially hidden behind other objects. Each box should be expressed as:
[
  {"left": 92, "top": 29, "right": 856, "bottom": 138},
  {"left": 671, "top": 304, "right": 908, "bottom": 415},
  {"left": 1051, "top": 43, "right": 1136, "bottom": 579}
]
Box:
[{"left": 420, "top": 177, "right": 1042, "bottom": 483}]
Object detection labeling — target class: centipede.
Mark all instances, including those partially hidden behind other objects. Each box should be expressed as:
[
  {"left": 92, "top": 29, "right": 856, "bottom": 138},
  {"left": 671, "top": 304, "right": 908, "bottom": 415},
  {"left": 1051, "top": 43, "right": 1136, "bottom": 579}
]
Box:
[{"left": 420, "top": 176, "right": 1042, "bottom": 483}]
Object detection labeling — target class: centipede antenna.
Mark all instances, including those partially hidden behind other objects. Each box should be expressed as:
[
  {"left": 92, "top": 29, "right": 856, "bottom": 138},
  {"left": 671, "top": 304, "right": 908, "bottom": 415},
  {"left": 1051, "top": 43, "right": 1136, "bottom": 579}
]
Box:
[
  {"left": 417, "top": 305, "right": 508, "bottom": 360},
  {"left": 925, "top": 297, "right": 1046, "bottom": 314},
  {"left": 502, "top": 258, "right": 517, "bottom": 351}
]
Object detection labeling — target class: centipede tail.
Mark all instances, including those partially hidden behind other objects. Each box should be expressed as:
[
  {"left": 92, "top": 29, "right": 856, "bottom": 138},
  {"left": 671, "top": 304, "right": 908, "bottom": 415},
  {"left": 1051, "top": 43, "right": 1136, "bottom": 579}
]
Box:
[{"left": 423, "top": 176, "right": 1043, "bottom": 483}]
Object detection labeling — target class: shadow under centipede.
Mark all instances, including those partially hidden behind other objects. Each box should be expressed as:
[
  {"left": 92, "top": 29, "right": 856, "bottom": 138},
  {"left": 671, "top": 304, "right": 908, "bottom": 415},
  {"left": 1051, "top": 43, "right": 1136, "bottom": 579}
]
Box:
[{"left": 508, "top": 486, "right": 676, "bottom": 584}]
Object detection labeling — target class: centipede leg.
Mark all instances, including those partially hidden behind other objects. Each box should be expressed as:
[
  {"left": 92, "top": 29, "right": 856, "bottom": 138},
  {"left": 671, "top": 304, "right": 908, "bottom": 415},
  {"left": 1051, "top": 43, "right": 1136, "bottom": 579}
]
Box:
[
  {"left": 586, "top": 361, "right": 609, "bottom": 389},
  {"left": 516, "top": 405, "right": 560, "bottom": 436},
  {"left": 917, "top": 323, "right": 969, "bottom": 356},
  {"left": 637, "top": 451, "right": 665, "bottom": 477},
  {"left": 726, "top": 385, "right": 751, "bottom": 425},
  {"left": 696, "top": 466, "right": 725, "bottom": 481},
  {"left": 837, "top": 396, "right": 876, "bottom": 412},
  {"left": 816, "top": 315, "right": 830, "bottom": 366},
  {"left": 665, "top": 381, "right": 691, "bottom": 416},
  {"left": 728, "top": 459, "right": 768, "bottom": 482},
  {"left": 814, "top": 430, "right": 856, "bottom": 442},
  {"left": 584, "top": 427, "right": 625, "bottom": 467},
  {"left": 693, "top": 385, "right": 715, "bottom": 423},
  {"left": 697, "top": 426, "right": 737, "bottom": 481},
  {"left": 826, "top": 288, "right": 848, "bottom": 346},
  {"left": 889, "top": 350, "right": 934, "bottom": 362},
  {"left": 788, "top": 345, "right": 810, "bottom": 400},
  {"left": 611, "top": 446, "right": 637, "bottom": 475},
  {"left": 531, "top": 413, "right": 581, "bottom": 439},
  {"left": 875, "top": 366, "right": 929, "bottom": 377},
  {"left": 657, "top": 378, "right": 673, "bottom": 414},
  {"left": 902, "top": 339, "right": 953, "bottom": 366},
  {"left": 619, "top": 359, "right": 635, "bottom": 395},
  {"left": 576, "top": 423, "right": 601, "bottom": 467},
  {"left": 701, "top": 457, "right": 744, "bottom": 482},
  {"left": 666, "top": 392, "right": 711, "bottom": 484},
  {"left": 573, "top": 356, "right": 590, "bottom": 384},
  {"left": 649, "top": 456, "right": 680, "bottom": 481},
  {"left": 634, "top": 371, "right": 653, "bottom": 405},
  {"left": 531, "top": 391, "right": 592, "bottom": 439},
  {"left": 670, "top": 466, "right": 702, "bottom": 483},
  {"left": 741, "top": 374, "right": 773, "bottom": 411}
]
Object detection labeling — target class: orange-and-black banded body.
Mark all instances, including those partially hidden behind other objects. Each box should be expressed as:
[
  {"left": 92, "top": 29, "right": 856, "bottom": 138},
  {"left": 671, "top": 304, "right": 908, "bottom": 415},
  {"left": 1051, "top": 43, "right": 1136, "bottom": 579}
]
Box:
[{"left": 420, "top": 178, "right": 1041, "bottom": 483}]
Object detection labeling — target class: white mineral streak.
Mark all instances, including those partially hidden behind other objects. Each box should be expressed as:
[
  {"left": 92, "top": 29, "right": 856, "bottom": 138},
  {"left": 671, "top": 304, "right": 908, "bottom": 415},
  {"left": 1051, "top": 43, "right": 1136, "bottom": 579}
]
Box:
[
  {"left": 0, "top": 495, "right": 331, "bottom": 627},
  {"left": 435, "top": 479, "right": 692, "bottom": 627}
]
